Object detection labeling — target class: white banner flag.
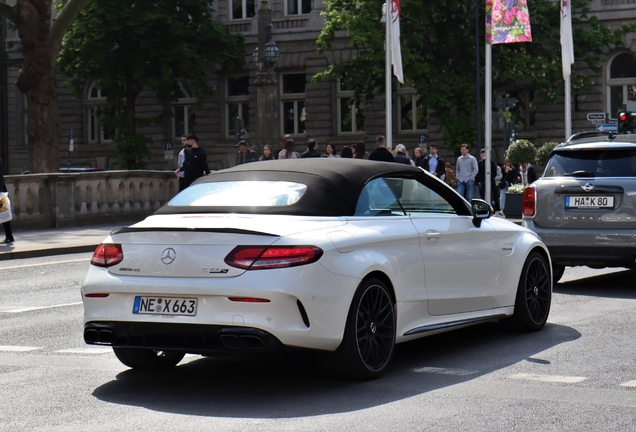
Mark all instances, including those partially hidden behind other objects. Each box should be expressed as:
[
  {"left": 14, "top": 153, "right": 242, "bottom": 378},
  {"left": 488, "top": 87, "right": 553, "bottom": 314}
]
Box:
[
  {"left": 391, "top": 0, "right": 403, "bottom": 84},
  {"left": 560, "top": 0, "right": 575, "bottom": 80}
]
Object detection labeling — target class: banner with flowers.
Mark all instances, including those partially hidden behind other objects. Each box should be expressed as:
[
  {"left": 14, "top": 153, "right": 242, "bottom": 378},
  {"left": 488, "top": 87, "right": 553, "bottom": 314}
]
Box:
[{"left": 486, "top": 0, "right": 532, "bottom": 45}]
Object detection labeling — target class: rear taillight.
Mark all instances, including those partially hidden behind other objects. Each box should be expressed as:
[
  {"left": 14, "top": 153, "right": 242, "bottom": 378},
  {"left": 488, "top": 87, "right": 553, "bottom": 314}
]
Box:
[
  {"left": 91, "top": 243, "right": 124, "bottom": 267},
  {"left": 522, "top": 186, "right": 536, "bottom": 217},
  {"left": 224, "top": 246, "right": 323, "bottom": 270}
]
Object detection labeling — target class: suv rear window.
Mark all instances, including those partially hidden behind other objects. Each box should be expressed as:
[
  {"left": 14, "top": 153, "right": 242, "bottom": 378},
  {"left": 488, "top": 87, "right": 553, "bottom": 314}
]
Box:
[{"left": 543, "top": 150, "right": 636, "bottom": 178}]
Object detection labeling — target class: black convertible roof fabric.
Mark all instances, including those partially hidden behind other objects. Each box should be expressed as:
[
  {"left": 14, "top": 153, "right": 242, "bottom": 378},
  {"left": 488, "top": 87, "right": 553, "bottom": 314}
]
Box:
[{"left": 157, "top": 158, "right": 426, "bottom": 217}]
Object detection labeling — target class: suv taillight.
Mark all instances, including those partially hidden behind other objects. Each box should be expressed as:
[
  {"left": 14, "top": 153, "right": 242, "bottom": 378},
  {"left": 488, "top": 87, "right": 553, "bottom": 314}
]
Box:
[
  {"left": 224, "top": 246, "right": 323, "bottom": 270},
  {"left": 522, "top": 186, "right": 536, "bottom": 217},
  {"left": 91, "top": 243, "right": 124, "bottom": 267}
]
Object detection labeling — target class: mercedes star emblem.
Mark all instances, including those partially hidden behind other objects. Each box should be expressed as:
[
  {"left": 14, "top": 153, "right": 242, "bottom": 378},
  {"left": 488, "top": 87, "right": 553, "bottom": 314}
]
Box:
[{"left": 161, "top": 248, "right": 176, "bottom": 265}]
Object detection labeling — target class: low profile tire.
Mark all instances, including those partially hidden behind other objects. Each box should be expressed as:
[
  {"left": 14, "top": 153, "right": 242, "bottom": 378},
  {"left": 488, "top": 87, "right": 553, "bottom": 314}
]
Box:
[
  {"left": 507, "top": 251, "right": 552, "bottom": 331},
  {"left": 323, "top": 278, "right": 396, "bottom": 380},
  {"left": 552, "top": 264, "right": 565, "bottom": 284},
  {"left": 113, "top": 347, "right": 185, "bottom": 370}
]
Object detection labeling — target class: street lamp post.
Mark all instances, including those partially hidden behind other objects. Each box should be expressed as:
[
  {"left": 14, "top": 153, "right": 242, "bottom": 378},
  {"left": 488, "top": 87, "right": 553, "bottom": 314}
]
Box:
[{"left": 252, "top": 0, "right": 280, "bottom": 149}]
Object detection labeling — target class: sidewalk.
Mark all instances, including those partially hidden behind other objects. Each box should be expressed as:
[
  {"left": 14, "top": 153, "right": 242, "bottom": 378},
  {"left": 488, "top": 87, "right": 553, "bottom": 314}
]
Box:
[{"left": 0, "top": 223, "right": 122, "bottom": 261}]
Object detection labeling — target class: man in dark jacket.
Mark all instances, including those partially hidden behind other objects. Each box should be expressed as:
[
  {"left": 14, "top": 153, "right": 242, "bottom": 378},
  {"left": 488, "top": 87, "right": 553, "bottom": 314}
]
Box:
[
  {"left": 0, "top": 157, "right": 14, "bottom": 244},
  {"left": 177, "top": 134, "right": 211, "bottom": 191},
  {"left": 476, "top": 148, "right": 497, "bottom": 201},
  {"left": 235, "top": 140, "right": 259, "bottom": 165},
  {"left": 421, "top": 144, "right": 445, "bottom": 179},
  {"left": 369, "top": 135, "right": 395, "bottom": 162},
  {"left": 301, "top": 139, "right": 321, "bottom": 158}
]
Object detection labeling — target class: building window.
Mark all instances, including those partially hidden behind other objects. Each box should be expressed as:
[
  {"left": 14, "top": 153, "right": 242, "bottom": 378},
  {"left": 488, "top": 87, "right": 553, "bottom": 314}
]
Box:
[
  {"left": 173, "top": 82, "right": 196, "bottom": 138},
  {"left": 280, "top": 73, "right": 306, "bottom": 135},
  {"left": 337, "top": 80, "right": 365, "bottom": 134},
  {"left": 86, "top": 82, "right": 113, "bottom": 144},
  {"left": 607, "top": 52, "right": 636, "bottom": 119},
  {"left": 232, "top": 0, "right": 256, "bottom": 20},
  {"left": 286, "top": 0, "right": 311, "bottom": 15},
  {"left": 397, "top": 83, "right": 427, "bottom": 133},
  {"left": 226, "top": 75, "right": 250, "bottom": 138}
]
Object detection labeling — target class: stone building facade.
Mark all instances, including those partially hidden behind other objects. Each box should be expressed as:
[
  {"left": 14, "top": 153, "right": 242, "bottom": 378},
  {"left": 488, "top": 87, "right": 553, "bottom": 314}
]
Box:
[{"left": 1, "top": 0, "right": 636, "bottom": 174}]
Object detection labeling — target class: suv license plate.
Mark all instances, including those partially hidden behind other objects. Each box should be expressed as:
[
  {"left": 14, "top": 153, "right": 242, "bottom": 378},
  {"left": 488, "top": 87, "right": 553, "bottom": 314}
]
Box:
[
  {"left": 133, "top": 296, "right": 197, "bottom": 316},
  {"left": 565, "top": 196, "right": 614, "bottom": 209}
]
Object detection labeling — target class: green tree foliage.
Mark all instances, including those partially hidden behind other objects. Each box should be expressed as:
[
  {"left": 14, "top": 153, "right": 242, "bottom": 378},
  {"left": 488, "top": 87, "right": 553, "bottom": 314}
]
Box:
[
  {"left": 536, "top": 141, "right": 559, "bottom": 166},
  {"left": 506, "top": 138, "right": 537, "bottom": 165},
  {"left": 0, "top": 0, "right": 89, "bottom": 173},
  {"left": 316, "top": 0, "right": 636, "bottom": 151},
  {"left": 58, "top": 0, "right": 245, "bottom": 169}
]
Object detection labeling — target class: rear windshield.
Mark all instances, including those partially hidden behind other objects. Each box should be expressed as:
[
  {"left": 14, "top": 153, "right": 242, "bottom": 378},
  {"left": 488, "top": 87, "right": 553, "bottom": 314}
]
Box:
[
  {"left": 543, "top": 150, "right": 636, "bottom": 178},
  {"left": 168, "top": 181, "right": 308, "bottom": 207}
]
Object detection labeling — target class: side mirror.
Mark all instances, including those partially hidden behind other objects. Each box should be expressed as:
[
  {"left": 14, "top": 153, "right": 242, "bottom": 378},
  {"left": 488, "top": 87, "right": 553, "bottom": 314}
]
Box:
[{"left": 471, "top": 199, "right": 492, "bottom": 227}]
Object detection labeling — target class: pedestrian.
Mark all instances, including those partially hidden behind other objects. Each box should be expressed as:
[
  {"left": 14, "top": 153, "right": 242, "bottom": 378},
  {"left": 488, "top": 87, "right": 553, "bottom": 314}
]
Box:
[
  {"left": 235, "top": 140, "right": 259, "bottom": 165},
  {"left": 278, "top": 139, "right": 300, "bottom": 159},
  {"left": 340, "top": 146, "right": 353, "bottom": 158},
  {"left": 176, "top": 134, "right": 210, "bottom": 191},
  {"left": 394, "top": 144, "right": 412, "bottom": 165},
  {"left": 324, "top": 144, "right": 340, "bottom": 158},
  {"left": 369, "top": 135, "right": 395, "bottom": 162},
  {"left": 353, "top": 141, "right": 369, "bottom": 159},
  {"left": 260, "top": 144, "right": 274, "bottom": 161},
  {"left": 476, "top": 148, "right": 499, "bottom": 207},
  {"left": 499, "top": 159, "right": 520, "bottom": 215},
  {"left": 444, "top": 163, "right": 457, "bottom": 188},
  {"left": 175, "top": 134, "right": 190, "bottom": 192},
  {"left": 413, "top": 147, "right": 424, "bottom": 167},
  {"left": 421, "top": 144, "right": 445, "bottom": 179},
  {"left": 520, "top": 161, "right": 538, "bottom": 185},
  {"left": 301, "top": 139, "right": 321, "bottom": 158},
  {"left": 277, "top": 134, "right": 292, "bottom": 160},
  {"left": 0, "top": 157, "right": 14, "bottom": 244},
  {"left": 455, "top": 144, "right": 478, "bottom": 201}
]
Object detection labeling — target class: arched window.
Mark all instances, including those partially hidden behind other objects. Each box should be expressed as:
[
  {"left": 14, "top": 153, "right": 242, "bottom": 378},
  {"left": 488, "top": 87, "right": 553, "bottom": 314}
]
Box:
[
  {"left": 86, "top": 81, "right": 113, "bottom": 144},
  {"left": 607, "top": 52, "right": 636, "bottom": 120}
]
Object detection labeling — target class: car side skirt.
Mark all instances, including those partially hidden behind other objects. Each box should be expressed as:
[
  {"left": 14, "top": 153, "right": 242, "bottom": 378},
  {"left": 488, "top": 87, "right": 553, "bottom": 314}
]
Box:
[{"left": 403, "top": 314, "right": 508, "bottom": 337}]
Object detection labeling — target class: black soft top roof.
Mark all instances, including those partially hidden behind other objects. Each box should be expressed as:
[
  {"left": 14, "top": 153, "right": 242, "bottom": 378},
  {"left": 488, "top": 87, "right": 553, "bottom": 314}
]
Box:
[{"left": 157, "top": 158, "right": 427, "bottom": 216}]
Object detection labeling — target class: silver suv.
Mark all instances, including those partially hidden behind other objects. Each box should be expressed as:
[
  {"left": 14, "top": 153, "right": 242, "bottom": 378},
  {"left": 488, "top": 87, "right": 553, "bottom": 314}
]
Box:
[{"left": 522, "top": 132, "right": 636, "bottom": 282}]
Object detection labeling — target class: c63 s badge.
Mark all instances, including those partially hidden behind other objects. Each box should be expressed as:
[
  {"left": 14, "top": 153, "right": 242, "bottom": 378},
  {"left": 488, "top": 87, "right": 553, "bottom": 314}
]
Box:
[{"left": 203, "top": 268, "right": 229, "bottom": 274}]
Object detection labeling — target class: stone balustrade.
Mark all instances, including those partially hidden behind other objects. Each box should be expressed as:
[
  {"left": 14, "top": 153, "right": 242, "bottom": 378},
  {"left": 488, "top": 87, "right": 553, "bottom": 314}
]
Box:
[{"left": 4, "top": 171, "right": 179, "bottom": 229}]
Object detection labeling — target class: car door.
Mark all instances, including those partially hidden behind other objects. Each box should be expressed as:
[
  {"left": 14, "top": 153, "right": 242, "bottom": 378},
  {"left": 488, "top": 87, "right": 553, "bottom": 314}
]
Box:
[{"left": 389, "top": 176, "right": 503, "bottom": 316}]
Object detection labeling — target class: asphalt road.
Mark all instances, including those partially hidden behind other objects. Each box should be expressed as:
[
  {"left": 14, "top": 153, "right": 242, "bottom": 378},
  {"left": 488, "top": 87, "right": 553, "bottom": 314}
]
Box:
[{"left": 1, "top": 255, "right": 635, "bottom": 431}]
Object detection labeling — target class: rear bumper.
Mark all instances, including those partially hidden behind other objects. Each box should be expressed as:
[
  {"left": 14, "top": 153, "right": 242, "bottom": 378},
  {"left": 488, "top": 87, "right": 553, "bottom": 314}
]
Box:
[
  {"left": 84, "top": 321, "right": 288, "bottom": 354},
  {"left": 523, "top": 219, "right": 636, "bottom": 267}
]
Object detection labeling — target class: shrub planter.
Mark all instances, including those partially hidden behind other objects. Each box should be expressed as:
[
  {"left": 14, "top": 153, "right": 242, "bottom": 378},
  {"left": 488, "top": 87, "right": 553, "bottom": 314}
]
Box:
[{"left": 505, "top": 193, "right": 523, "bottom": 219}]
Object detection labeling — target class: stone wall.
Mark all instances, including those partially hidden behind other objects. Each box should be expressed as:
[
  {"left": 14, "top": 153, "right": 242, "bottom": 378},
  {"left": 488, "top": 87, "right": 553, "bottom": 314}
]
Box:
[{"left": 4, "top": 171, "right": 178, "bottom": 229}]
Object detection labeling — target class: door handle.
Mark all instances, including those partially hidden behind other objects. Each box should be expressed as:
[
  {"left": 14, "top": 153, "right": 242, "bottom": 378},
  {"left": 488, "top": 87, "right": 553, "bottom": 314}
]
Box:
[{"left": 425, "top": 230, "right": 440, "bottom": 240}]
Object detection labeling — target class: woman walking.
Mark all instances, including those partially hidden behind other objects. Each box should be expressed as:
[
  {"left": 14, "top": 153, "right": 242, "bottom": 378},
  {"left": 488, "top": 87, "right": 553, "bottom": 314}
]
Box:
[{"left": 0, "top": 157, "right": 14, "bottom": 244}]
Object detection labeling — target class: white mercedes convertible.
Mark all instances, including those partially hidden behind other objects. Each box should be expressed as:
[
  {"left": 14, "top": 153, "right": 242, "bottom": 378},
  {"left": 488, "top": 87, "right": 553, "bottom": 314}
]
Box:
[{"left": 81, "top": 158, "right": 552, "bottom": 379}]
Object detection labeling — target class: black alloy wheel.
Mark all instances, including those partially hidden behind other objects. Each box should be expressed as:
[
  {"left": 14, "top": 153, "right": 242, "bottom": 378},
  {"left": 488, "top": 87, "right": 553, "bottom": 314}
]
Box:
[
  {"left": 354, "top": 283, "right": 396, "bottom": 372},
  {"left": 507, "top": 251, "right": 552, "bottom": 331},
  {"left": 322, "top": 278, "right": 396, "bottom": 380}
]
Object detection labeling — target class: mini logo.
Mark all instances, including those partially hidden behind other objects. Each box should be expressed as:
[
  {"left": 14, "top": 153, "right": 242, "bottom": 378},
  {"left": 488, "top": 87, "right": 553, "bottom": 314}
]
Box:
[
  {"left": 161, "top": 248, "right": 176, "bottom": 265},
  {"left": 581, "top": 183, "right": 595, "bottom": 192}
]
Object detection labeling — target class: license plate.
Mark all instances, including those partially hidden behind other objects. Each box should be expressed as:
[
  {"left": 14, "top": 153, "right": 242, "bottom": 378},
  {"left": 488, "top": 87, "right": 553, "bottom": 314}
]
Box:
[
  {"left": 565, "top": 196, "right": 614, "bottom": 209},
  {"left": 132, "top": 296, "right": 197, "bottom": 316}
]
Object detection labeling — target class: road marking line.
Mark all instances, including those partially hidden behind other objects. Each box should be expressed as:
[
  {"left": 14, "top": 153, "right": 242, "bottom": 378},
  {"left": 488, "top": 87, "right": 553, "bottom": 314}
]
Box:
[
  {"left": 511, "top": 373, "right": 587, "bottom": 384},
  {"left": 55, "top": 348, "right": 112, "bottom": 355},
  {"left": 0, "top": 345, "right": 42, "bottom": 352},
  {"left": 0, "top": 258, "right": 90, "bottom": 271},
  {"left": 620, "top": 380, "right": 636, "bottom": 388},
  {"left": 413, "top": 366, "right": 478, "bottom": 376},
  {"left": 1, "top": 302, "right": 82, "bottom": 313}
]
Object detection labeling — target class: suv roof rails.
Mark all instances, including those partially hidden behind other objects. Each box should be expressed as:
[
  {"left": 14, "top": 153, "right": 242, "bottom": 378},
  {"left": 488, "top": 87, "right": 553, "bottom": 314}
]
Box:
[{"left": 567, "top": 131, "right": 618, "bottom": 142}]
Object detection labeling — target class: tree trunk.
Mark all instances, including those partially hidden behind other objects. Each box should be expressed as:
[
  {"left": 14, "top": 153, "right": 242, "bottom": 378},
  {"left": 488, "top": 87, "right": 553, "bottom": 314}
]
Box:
[{"left": 12, "top": 0, "right": 60, "bottom": 173}]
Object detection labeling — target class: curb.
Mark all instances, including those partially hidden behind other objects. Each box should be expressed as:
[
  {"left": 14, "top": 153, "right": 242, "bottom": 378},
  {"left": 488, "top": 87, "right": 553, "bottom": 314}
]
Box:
[{"left": 0, "top": 244, "right": 99, "bottom": 261}]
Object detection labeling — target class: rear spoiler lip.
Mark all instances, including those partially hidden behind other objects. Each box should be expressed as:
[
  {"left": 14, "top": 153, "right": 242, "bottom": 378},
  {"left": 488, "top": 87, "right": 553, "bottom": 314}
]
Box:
[{"left": 110, "top": 227, "right": 279, "bottom": 237}]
